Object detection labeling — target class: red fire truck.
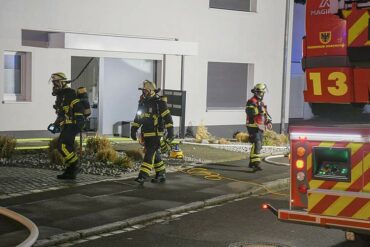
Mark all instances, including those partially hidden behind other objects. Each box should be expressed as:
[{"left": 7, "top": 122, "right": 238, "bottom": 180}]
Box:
[
  {"left": 301, "top": 0, "right": 369, "bottom": 115},
  {"left": 266, "top": 125, "right": 370, "bottom": 241},
  {"left": 265, "top": 0, "right": 370, "bottom": 242}
]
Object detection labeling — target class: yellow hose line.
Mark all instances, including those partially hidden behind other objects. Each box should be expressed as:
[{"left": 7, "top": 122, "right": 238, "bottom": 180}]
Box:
[
  {"left": 180, "top": 167, "right": 288, "bottom": 196},
  {"left": 16, "top": 146, "right": 49, "bottom": 150}
]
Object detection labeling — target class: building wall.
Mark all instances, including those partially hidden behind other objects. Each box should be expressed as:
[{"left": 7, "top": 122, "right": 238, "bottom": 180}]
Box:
[{"left": 0, "top": 0, "right": 292, "bottom": 137}]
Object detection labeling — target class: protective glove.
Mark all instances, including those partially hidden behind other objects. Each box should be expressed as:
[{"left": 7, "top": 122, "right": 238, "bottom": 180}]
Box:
[
  {"left": 131, "top": 127, "right": 138, "bottom": 141},
  {"left": 166, "top": 127, "right": 174, "bottom": 142},
  {"left": 47, "top": 123, "right": 61, "bottom": 134}
]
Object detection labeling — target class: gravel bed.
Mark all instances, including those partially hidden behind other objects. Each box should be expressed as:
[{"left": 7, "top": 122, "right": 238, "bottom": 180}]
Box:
[
  {"left": 0, "top": 151, "right": 200, "bottom": 177},
  {"left": 183, "top": 141, "right": 289, "bottom": 154}
]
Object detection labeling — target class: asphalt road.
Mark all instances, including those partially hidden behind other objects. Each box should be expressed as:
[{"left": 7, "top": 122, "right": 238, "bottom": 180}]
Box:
[{"left": 71, "top": 192, "right": 367, "bottom": 247}]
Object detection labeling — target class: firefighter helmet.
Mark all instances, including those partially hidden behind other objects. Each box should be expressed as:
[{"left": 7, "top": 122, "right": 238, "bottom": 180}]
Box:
[
  {"left": 50, "top": 72, "right": 68, "bottom": 96},
  {"left": 139, "top": 80, "right": 157, "bottom": 98},
  {"left": 251, "top": 83, "right": 267, "bottom": 99}
]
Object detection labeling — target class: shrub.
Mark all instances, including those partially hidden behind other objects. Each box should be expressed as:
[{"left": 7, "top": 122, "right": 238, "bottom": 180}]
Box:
[
  {"left": 125, "top": 149, "right": 144, "bottom": 161},
  {"left": 234, "top": 132, "right": 249, "bottom": 143},
  {"left": 114, "top": 153, "right": 133, "bottom": 168},
  {"left": 195, "top": 121, "right": 211, "bottom": 141},
  {"left": 263, "top": 130, "right": 289, "bottom": 146},
  {"left": 97, "top": 148, "right": 117, "bottom": 163},
  {"left": 85, "top": 136, "right": 112, "bottom": 154},
  {"left": 0, "top": 136, "right": 17, "bottom": 158},
  {"left": 218, "top": 138, "right": 230, "bottom": 144}
]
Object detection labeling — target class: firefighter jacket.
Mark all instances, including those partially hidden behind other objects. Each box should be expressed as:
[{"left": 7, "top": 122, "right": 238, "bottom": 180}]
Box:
[
  {"left": 53, "top": 88, "right": 85, "bottom": 130},
  {"left": 245, "top": 95, "right": 272, "bottom": 130},
  {"left": 131, "top": 95, "right": 174, "bottom": 138}
]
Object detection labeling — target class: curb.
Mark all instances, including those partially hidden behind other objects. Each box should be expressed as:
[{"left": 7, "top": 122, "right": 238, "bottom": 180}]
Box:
[{"left": 33, "top": 177, "right": 290, "bottom": 247}]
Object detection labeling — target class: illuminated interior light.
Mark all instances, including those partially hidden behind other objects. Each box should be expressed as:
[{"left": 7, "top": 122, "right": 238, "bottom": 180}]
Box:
[
  {"left": 262, "top": 204, "right": 268, "bottom": 209},
  {"left": 291, "top": 132, "right": 364, "bottom": 142},
  {"left": 137, "top": 110, "right": 142, "bottom": 115},
  {"left": 296, "top": 160, "right": 304, "bottom": 169},
  {"left": 297, "top": 147, "right": 306, "bottom": 157}
]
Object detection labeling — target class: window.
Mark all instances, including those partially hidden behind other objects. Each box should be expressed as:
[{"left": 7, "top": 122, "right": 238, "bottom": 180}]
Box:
[
  {"left": 312, "top": 147, "right": 351, "bottom": 182},
  {"left": 3, "top": 51, "right": 31, "bottom": 102},
  {"left": 209, "top": 0, "right": 257, "bottom": 12},
  {"left": 207, "top": 62, "right": 253, "bottom": 110}
]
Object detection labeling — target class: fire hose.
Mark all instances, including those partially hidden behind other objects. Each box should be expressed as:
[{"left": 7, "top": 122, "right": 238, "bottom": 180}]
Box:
[{"left": 0, "top": 207, "right": 39, "bottom": 247}]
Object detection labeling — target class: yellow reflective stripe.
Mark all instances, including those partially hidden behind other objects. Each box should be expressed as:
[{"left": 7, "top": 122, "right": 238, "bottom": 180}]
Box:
[
  {"left": 154, "top": 161, "right": 164, "bottom": 168},
  {"left": 143, "top": 132, "right": 164, "bottom": 137},
  {"left": 308, "top": 192, "right": 326, "bottom": 211},
  {"left": 61, "top": 144, "right": 71, "bottom": 157},
  {"left": 143, "top": 132, "right": 156, "bottom": 137},
  {"left": 70, "top": 99, "right": 80, "bottom": 107},
  {"left": 65, "top": 120, "right": 73, "bottom": 124},
  {"left": 352, "top": 201, "right": 370, "bottom": 220},
  {"left": 251, "top": 157, "right": 261, "bottom": 162},
  {"left": 63, "top": 106, "right": 69, "bottom": 111},
  {"left": 165, "top": 123, "right": 173, "bottom": 128},
  {"left": 67, "top": 155, "right": 78, "bottom": 164},
  {"left": 74, "top": 113, "right": 83, "bottom": 116},
  {"left": 161, "top": 109, "right": 170, "bottom": 117},
  {"left": 140, "top": 167, "right": 151, "bottom": 175},
  {"left": 154, "top": 115, "right": 158, "bottom": 126},
  {"left": 142, "top": 162, "right": 153, "bottom": 170},
  {"left": 143, "top": 113, "right": 151, "bottom": 118},
  {"left": 132, "top": 122, "right": 140, "bottom": 127},
  {"left": 155, "top": 166, "right": 165, "bottom": 172},
  {"left": 323, "top": 196, "right": 355, "bottom": 216},
  {"left": 348, "top": 12, "right": 370, "bottom": 45}
]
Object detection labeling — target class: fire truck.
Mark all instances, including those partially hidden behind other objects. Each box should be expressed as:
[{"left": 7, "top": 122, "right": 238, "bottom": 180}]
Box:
[
  {"left": 301, "top": 0, "right": 369, "bottom": 115},
  {"left": 264, "top": 0, "right": 370, "bottom": 242},
  {"left": 266, "top": 125, "right": 370, "bottom": 241}
]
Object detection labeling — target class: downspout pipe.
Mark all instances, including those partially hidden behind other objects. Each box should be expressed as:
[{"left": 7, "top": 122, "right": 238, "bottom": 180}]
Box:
[{"left": 281, "top": 0, "right": 292, "bottom": 134}]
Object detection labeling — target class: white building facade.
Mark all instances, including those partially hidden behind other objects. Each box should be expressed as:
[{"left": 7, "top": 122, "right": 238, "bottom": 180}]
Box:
[{"left": 0, "top": 0, "right": 293, "bottom": 138}]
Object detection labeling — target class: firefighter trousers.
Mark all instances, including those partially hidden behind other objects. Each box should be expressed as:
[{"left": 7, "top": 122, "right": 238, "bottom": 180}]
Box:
[
  {"left": 139, "top": 136, "right": 166, "bottom": 178},
  {"left": 58, "top": 125, "right": 79, "bottom": 169},
  {"left": 247, "top": 127, "right": 263, "bottom": 166}
]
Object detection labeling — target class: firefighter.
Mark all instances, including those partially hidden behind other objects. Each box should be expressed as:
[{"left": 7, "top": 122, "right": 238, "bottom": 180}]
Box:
[
  {"left": 48, "top": 72, "right": 85, "bottom": 179},
  {"left": 245, "top": 83, "right": 272, "bottom": 172},
  {"left": 130, "top": 80, "right": 174, "bottom": 185}
]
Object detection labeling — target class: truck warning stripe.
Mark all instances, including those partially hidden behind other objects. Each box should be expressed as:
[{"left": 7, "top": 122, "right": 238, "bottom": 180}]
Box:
[
  {"left": 338, "top": 197, "right": 369, "bottom": 218},
  {"left": 323, "top": 196, "right": 355, "bottom": 216},
  {"left": 352, "top": 201, "right": 370, "bottom": 220},
  {"left": 309, "top": 194, "right": 339, "bottom": 214},
  {"left": 348, "top": 11, "right": 370, "bottom": 46}
]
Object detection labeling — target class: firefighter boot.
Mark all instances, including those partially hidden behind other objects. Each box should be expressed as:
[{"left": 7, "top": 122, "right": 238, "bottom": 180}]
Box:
[
  {"left": 57, "top": 162, "right": 80, "bottom": 179},
  {"left": 248, "top": 162, "right": 262, "bottom": 172},
  {"left": 134, "top": 172, "right": 147, "bottom": 185},
  {"left": 151, "top": 172, "right": 166, "bottom": 183},
  {"left": 57, "top": 165, "right": 75, "bottom": 179}
]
